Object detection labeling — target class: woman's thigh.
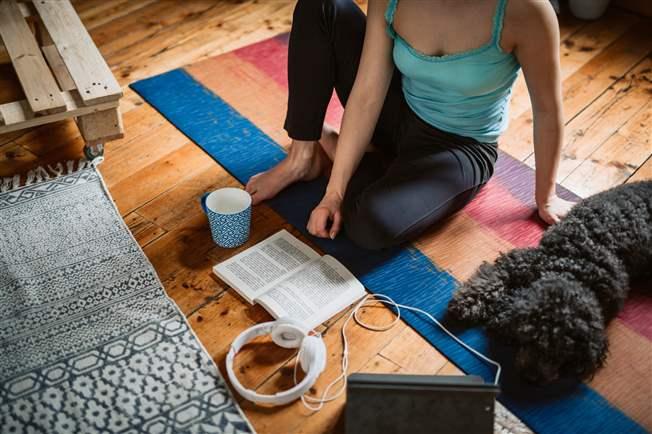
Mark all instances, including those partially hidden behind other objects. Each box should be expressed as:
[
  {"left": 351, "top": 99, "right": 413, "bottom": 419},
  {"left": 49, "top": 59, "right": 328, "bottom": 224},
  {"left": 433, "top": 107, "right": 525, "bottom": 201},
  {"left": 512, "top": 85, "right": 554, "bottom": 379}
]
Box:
[{"left": 342, "top": 145, "right": 489, "bottom": 250}]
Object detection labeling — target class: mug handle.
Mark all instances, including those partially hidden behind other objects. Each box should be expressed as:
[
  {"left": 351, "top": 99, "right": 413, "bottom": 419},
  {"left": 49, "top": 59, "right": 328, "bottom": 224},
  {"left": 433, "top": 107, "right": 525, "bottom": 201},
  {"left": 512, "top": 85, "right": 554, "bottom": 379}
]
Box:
[{"left": 200, "top": 192, "right": 210, "bottom": 214}]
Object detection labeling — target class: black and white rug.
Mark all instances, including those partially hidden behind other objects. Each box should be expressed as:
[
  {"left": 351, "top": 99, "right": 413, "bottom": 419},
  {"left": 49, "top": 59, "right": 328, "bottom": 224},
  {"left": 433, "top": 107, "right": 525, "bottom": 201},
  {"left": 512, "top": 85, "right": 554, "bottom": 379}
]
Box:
[{"left": 0, "top": 162, "right": 253, "bottom": 433}]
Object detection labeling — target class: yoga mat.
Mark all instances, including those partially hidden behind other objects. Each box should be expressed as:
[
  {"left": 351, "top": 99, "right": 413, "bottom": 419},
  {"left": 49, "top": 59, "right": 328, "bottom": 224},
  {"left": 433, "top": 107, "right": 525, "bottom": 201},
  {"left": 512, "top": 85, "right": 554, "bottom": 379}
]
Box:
[{"left": 131, "top": 36, "right": 648, "bottom": 433}]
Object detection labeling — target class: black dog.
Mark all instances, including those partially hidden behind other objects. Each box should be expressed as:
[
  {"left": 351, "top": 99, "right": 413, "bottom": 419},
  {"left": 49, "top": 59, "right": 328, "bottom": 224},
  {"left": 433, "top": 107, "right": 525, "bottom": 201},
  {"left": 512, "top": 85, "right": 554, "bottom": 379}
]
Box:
[{"left": 448, "top": 180, "right": 652, "bottom": 384}]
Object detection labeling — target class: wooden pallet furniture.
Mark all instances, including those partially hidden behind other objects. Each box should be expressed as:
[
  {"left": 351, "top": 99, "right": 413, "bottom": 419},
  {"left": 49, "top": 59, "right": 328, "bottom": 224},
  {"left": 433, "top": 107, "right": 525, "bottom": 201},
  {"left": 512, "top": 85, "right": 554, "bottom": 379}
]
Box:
[{"left": 0, "top": 0, "right": 123, "bottom": 155}]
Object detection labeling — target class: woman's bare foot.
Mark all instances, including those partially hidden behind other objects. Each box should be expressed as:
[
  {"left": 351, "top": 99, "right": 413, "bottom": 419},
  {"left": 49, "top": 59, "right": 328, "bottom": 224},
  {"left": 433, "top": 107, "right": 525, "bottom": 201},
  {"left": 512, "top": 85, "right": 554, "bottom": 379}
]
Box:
[{"left": 246, "top": 129, "right": 337, "bottom": 204}]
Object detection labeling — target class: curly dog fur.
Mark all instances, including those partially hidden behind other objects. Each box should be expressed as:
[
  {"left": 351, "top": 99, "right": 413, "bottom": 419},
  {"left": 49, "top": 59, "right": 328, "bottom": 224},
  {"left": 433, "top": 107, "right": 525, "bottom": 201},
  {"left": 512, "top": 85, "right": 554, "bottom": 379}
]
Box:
[{"left": 448, "top": 180, "right": 652, "bottom": 384}]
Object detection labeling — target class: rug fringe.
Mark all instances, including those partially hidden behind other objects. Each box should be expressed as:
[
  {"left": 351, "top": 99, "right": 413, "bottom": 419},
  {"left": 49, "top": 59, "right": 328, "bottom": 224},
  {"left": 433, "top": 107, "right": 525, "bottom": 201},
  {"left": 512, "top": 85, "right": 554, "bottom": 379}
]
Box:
[{"left": 1, "top": 158, "right": 100, "bottom": 193}]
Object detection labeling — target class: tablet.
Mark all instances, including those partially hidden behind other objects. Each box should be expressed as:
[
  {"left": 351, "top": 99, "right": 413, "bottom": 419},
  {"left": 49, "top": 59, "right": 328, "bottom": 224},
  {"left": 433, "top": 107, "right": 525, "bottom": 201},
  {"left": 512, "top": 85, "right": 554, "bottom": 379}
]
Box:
[{"left": 345, "top": 373, "right": 499, "bottom": 434}]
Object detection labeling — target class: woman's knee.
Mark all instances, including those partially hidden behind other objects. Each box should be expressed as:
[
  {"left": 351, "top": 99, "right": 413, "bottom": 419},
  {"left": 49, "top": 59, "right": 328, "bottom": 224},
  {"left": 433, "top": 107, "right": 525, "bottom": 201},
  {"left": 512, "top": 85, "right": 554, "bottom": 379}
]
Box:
[{"left": 342, "top": 196, "right": 397, "bottom": 251}]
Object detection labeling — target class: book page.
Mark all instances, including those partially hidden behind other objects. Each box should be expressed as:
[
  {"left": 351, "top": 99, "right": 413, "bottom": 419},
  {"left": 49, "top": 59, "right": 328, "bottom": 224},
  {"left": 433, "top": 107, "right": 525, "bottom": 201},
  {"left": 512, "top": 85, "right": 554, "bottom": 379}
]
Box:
[
  {"left": 255, "top": 255, "right": 365, "bottom": 330},
  {"left": 212, "top": 229, "right": 320, "bottom": 304}
]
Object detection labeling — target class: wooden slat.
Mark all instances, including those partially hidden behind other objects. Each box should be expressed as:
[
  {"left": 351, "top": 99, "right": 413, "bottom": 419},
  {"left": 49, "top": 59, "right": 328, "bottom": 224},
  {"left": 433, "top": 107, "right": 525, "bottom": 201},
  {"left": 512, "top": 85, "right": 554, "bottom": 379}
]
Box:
[
  {"left": 41, "top": 45, "right": 76, "bottom": 91},
  {"left": 378, "top": 326, "right": 448, "bottom": 373},
  {"left": 101, "top": 119, "right": 198, "bottom": 188},
  {"left": 0, "top": 90, "right": 118, "bottom": 134},
  {"left": 76, "top": 0, "right": 158, "bottom": 31},
  {"left": 107, "top": 0, "right": 296, "bottom": 84},
  {"left": 0, "top": 140, "right": 38, "bottom": 176},
  {"left": 32, "top": 0, "right": 122, "bottom": 105},
  {"left": 76, "top": 107, "right": 124, "bottom": 145},
  {"left": 90, "top": 1, "right": 218, "bottom": 61},
  {"left": 0, "top": 2, "right": 35, "bottom": 63},
  {"left": 0, "top": 0, "right": 65, "bottom": 114},
  {"left": 107, "top": 142, "right": 215, "bottom": 216},
  {"left": 123, "top": 212, "right": 167, "bottom": 247},
  {"left": 562, "top": 100, "right": 652, "bottom": 196},
  {"left": 0, "top": 134, "right": 85, "bottom": 178}
]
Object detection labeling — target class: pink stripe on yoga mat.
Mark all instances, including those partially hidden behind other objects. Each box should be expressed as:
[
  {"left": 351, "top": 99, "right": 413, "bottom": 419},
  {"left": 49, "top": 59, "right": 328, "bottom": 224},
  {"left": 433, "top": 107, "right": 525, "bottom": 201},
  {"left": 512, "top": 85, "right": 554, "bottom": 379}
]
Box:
[
  {"left": 234, "top": 35, "right": 344, "bottom": 133},
  {"left": 234, "top": 36, "right": 288, "bottom": 87},
  {"left": 464, "top": 179, "right": 546, "bottom": 248}
]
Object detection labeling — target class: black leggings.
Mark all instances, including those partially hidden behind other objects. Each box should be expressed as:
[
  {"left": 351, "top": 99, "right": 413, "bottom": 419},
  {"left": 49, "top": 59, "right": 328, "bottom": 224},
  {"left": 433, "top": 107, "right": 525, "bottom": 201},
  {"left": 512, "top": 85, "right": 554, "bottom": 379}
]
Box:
[{"left": 284, "top": 0, "right": 498, "bottom": 250}]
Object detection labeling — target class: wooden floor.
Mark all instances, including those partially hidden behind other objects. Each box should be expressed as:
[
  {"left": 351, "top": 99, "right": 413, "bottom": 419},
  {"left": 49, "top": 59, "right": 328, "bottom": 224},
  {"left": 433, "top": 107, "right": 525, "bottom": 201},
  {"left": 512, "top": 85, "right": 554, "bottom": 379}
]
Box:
[{"left": 1, "top": 1, "right": 651, "bottom": 433}]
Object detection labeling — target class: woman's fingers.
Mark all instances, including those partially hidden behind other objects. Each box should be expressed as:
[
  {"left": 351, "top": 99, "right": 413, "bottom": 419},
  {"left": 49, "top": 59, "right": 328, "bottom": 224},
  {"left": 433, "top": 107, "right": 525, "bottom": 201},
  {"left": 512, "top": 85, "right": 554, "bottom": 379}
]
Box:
[
  {"left": 538, "top": 207, "right": 559, "bottom": 225},
  {"left": 537, "top": 195, "right": 575, "bottom": 225},
  {"left": 315, "top": 209, "right": 331, "bottom": 238},
  {"left": 329, "top": 210, "right": 342, "bottom": 239},
  {"left": 308, "top": 191, "right": 344, "bottom": 239},
  {"left": 308, "top": 207, "right": 330, "bottom": 238}
]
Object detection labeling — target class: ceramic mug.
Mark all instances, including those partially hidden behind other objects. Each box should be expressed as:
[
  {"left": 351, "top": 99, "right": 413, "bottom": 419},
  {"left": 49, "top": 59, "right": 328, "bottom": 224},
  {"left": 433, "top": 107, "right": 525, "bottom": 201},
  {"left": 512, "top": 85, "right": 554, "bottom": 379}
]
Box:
[{"left": 201, "top": 188, "right": 252, "bottom": 248}]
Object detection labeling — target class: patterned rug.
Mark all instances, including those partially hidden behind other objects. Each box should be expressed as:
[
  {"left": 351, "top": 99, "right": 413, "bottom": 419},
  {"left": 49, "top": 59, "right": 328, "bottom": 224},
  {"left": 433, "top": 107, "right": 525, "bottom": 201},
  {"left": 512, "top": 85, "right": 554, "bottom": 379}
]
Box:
[
  {"left": 131, "top": 34, "right": 651, "bottom": 433},
  {"left": 0, "top": 162, "right": 254, "bottom": 433}
]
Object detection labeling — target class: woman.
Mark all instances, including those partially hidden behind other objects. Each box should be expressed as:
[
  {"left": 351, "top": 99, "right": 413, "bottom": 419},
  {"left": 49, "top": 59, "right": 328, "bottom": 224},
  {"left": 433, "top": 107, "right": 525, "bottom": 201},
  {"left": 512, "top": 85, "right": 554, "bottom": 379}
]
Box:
[{"left": 245, "top": 0, "right": 574, "bottom": 250}]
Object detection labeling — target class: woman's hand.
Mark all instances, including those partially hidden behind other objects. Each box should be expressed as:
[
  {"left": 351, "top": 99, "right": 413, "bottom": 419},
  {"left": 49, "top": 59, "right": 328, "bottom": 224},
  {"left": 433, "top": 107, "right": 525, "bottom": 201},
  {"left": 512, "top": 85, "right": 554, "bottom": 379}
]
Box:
[
  {"left": 307, "top": 191, "right": 344, "bottom": 239},
  {"left": 537, "top": 194, "right": 575, "bottom": 224}
]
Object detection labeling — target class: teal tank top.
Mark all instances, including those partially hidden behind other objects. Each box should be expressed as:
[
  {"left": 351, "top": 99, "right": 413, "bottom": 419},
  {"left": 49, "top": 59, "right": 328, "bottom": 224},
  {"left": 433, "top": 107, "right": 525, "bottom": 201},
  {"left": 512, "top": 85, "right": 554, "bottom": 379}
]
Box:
[{"left": 386, "top": 0, "right": 521, "bottom": 143}]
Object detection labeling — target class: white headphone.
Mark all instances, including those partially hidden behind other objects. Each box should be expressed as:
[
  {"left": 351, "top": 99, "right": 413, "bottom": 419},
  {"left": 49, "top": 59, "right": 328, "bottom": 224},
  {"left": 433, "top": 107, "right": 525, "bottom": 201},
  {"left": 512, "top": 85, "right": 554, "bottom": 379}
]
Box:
[
  {"left": 226, "top": 295, "right": 502, "bottom": 410},
  {"left": 225, "top": 318, "right": 327, "bottom": 406}
]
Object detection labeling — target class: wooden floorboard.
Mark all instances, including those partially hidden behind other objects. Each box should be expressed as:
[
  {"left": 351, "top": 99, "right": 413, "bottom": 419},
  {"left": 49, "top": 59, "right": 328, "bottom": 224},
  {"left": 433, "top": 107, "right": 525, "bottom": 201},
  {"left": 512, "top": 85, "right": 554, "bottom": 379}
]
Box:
[{"left": 1, "top": 2, "right": 650, "bottom": 433}]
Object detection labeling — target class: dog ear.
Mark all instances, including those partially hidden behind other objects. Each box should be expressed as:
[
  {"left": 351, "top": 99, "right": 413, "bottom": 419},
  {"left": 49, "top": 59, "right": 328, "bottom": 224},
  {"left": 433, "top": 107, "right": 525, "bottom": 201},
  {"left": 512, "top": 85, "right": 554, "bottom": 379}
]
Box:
[{"left": 448, "top": 248, "right": 542, "bottom": 325}]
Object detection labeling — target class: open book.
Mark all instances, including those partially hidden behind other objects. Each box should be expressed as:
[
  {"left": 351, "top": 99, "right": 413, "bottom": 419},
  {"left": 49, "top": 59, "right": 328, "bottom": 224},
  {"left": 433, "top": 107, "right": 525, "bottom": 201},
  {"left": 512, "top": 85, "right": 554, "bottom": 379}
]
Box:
[{"left": 213, "top": 230, "right": 365, "bottom": 330}]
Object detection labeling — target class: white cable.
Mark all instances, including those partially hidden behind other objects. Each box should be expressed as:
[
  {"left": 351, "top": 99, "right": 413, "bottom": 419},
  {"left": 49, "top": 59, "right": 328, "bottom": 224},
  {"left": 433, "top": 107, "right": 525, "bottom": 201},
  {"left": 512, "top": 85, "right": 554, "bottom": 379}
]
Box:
[{"left": 294, "top": 293, "right": 502, "bottom": 411}]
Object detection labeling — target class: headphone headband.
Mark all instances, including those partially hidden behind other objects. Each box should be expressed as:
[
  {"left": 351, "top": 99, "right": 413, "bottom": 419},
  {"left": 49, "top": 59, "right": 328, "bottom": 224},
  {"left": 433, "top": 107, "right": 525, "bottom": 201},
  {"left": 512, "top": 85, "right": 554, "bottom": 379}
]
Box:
[{"left": 226, "top": 319, "right": 326, "bottom": 406}]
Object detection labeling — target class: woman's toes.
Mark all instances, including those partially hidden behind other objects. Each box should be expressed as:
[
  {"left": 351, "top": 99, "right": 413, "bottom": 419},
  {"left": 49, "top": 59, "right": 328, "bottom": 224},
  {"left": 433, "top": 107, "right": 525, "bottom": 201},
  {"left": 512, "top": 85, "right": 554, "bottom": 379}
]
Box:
[{"left": 243, "top": 141, "right": 331, "bottom": 204}]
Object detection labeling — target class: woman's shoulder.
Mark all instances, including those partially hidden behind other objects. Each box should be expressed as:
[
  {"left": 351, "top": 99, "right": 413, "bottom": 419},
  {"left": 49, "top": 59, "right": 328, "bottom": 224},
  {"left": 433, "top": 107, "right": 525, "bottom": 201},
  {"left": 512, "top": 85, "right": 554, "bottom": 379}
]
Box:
[{"left": 502, "top": 0, "right": 559, "bottom": 52}]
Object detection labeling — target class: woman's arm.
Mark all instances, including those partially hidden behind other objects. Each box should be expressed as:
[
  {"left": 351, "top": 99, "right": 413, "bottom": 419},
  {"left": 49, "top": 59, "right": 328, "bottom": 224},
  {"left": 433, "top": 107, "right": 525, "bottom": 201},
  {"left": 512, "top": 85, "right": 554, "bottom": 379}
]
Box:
[
  {"left": 513, "top": 1, "right": 575, "bottom": 224},
  {"left": 307, "top": 0, "right": 395, "bottom": 238}
]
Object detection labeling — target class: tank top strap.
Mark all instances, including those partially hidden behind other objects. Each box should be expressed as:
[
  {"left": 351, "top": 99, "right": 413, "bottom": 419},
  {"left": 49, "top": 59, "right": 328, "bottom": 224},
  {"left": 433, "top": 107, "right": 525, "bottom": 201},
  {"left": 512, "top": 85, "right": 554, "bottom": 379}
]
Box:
[
  {"left": 385, "top": 0, "right": 398, "bottom": 39},
  {"left": 491, "top": 0, "right": 508, "bottom": 48}
]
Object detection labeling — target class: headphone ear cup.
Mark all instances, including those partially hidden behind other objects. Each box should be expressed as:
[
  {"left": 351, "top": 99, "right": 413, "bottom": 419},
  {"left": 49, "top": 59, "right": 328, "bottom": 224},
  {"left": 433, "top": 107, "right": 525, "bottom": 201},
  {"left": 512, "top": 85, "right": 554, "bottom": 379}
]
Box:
[
  {"left": 271, "top": 319, "right": 307, "bottom": 349},
  {"left": 299, "top": 335, "right": 326, "bottom": 374}
]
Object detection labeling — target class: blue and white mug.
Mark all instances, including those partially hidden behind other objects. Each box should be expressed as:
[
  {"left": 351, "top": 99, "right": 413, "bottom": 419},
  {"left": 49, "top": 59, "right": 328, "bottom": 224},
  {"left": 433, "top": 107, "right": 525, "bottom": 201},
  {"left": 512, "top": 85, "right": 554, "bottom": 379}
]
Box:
[{"left": 200, "top": 188, "right": 252, "bottom": 248}]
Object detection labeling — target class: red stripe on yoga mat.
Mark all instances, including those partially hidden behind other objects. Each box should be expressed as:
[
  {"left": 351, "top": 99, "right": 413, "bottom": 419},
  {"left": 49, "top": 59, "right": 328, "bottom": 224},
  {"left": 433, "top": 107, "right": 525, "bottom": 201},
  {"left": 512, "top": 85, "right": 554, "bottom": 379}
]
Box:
[
  {"left": 234, "top": 36, "right": 344, "bottom": 132},
  {"left": 464, "top": 179, "right": 546, "bottom": 248},
  {"left": 234, "top": 36, "right": 288, "bottom": 87}
]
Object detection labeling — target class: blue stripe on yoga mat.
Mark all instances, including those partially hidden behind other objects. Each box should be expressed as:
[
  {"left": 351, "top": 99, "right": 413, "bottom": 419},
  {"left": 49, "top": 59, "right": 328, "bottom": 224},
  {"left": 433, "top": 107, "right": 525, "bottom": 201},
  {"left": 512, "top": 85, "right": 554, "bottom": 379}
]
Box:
[{"left": 131, "top": 69, "right": 645, "bottom": 434}]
